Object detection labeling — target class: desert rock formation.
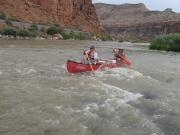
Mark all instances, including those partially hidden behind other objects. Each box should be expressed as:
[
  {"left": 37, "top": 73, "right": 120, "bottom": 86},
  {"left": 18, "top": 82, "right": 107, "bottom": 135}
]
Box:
[
  {"left": 0, "top": 0, "right": 102, "bottom": 34},
  {"left": 95, "top": 3, "right": 180, "bottom": 41}
]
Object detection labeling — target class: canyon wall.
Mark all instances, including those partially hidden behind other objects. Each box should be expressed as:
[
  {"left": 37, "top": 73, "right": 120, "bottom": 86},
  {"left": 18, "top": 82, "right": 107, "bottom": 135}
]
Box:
[
  {"left": 95, "top": 3, "right": 180, "bottom": 41},
  {"left": 0, "top": 0, "right": 102, "bottom": 34},
  {"left": 105, "top": 21, "right": 180, "bottom": 42}
]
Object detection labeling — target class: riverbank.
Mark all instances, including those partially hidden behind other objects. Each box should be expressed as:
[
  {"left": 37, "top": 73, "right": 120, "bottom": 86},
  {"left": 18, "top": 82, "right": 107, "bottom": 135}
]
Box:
[{"left": 150, "top": 34, "right": 180, "bottom": 52}]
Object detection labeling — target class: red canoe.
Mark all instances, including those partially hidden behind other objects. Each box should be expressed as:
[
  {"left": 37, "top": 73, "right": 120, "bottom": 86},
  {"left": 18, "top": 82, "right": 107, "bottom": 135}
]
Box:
[{"left": 67, "top": 59, "right": 131, "bottom": 73}]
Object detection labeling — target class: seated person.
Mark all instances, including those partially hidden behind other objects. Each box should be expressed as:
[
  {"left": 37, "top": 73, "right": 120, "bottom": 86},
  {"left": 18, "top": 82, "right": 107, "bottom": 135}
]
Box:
[
  {"left": 113, "top": 49, "right": 126, "bottom": 62},
  {"left": 82, "top": 45, "right": 98, "bottom": 64}
]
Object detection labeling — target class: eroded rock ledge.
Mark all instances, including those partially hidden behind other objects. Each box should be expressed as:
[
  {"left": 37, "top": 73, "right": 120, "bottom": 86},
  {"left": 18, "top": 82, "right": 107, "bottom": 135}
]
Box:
[{"left": 0, "top": 0, "right": 103, "bottom": 34}]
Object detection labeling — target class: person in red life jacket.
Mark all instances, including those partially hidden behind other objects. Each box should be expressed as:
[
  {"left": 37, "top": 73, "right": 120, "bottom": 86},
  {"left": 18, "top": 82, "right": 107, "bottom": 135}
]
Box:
[
  {"left": 113, "top": 49, "right": 126, "bottom": 62},
  {"left": 83, "top": 45, "right": 98, "bottom": 63},
  {"left": 113, "top": 48, "right": 131, "bottom": 66}
]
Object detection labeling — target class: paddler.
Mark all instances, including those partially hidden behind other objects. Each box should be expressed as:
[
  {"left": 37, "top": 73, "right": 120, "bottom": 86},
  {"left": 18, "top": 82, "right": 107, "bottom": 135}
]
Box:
[
  {"left": 83, "top": 45, "right": 98, "bottom": 64},
  {"left": 113, "top": 49, "right": 126, "bottom": 63}
]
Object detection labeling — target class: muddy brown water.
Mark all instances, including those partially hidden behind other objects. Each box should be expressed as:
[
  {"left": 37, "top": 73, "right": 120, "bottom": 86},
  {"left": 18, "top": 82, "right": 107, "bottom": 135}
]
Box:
[{"left": 0, "top": 40, "right": 180, "bottom": 135}]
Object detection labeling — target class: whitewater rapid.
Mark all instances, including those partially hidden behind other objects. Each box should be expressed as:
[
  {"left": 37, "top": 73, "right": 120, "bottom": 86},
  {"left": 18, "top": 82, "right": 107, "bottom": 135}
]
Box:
[{"left": 1, "top": 40, "right": 180, "bottom": 135}]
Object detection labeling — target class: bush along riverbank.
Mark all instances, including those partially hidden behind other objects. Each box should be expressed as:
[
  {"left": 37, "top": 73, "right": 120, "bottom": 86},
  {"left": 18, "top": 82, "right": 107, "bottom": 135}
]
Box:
[
  {"left": 0, "top": 17, "right": 113, "bottom": 41},
  {"left": 149, "top": 34, "right": 180, "bottom": 52},
  {"left": 0, "top": 25, "right": 113, "bottom": 41},
  {"left": 0, "top": 25, "right": 91, "bottom": 40}
]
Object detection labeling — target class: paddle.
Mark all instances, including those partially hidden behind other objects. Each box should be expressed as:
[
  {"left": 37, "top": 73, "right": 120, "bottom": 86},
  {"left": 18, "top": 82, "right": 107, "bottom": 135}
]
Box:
[
  {"left": 120, "top": 56, "right": 131, "bottom": 66},
  {"left": 86, "top": 55, "right": 94, "bottom": 73},
  {"left": 113, "top": 49, "right": 131, "bottom": 66}
]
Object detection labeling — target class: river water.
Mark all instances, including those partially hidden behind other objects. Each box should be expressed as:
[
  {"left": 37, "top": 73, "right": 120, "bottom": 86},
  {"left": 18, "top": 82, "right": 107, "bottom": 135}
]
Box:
[{"left": 0, "top": 40, "right": 180, "bottom": 135}]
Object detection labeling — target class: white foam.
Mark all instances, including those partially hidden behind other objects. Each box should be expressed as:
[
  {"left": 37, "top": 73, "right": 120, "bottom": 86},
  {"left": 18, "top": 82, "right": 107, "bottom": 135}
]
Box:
[
  {"left": 95, "top": 67, "right": 143, "bottom": 80},
  {"left": 88, "top": 82, "right": 142, "bottom": 114},
  {"left": 89, "top": 83, "right": 142, "bottom": 117},
  {"left": 72, "top": 82, "right": 143, "bottom": 120},
  {"left": 99, "top": 83, "right": 142, "bottom": 104},
  {"left": 82, "top": 104, "right": 99, "bottom": 119},
  {"left": 15, "top": 68, "right": 36, "bottom": 75},
  {"left": 54, "top": 105, "right": 98, "bottom": 119},
  {"left": 153, "top": 114, "right": 165, "bottom": 121},
  {"left": 0, "top": 71, "right": 2, "bottom": 75},
  {"left": 61, "top": 64, "right": 66, "bottom": 70},
  {"left": 45, "top": 119, "right": 60, "bottom": 126},
  {"left": 55, "top": 106, "right": 63, "bottom": 111},
  {"left": 53, "top": 81, "right": 142, "bottom": 125}
]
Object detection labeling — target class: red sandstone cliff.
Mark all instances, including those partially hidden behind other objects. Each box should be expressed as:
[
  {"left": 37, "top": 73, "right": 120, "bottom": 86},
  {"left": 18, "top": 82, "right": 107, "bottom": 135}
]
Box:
[
  {"left": 0, "top": 0, "right": 102, "bottom": 34},
  {"left": 95, "top": 3, "right": 180, "bottom": 41}
]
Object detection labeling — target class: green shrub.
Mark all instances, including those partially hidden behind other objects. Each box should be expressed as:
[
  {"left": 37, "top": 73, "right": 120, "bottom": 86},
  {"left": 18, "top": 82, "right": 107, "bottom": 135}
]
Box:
[
  {"left": 61, "top": 32, "right": 70, "bottom": 39},
  {"left": 1, "top": 28, "right": 38, "bottom": 38},
  {"left": 17, "top": 30, "right": 31, "bottom": 37},
  {"left": 29, "top": 31, "right": 38, "bottom": 37},
  {"left": 61, "top": 31, "right": 75, "bottom": 39},
  {"left": 28, "top": 24, "right": 38, "bottom": 32},
  {"left": 69, "top": 31, "right": 75, "bottom": 39},
  {"left": 5, "top": 20, "right": 13, "bottom": 26},
  {"left": 101, "top": 33, "right": 113, "bottom": 41},
  {"left": 2, "top": 28, "right": 17, "bottom": 36},
  {"left": 47, "top": 26, "right": 63, "bottom": 35},
  {"left": 150, "top": 34, "right": 180, "bottom": 52},
  {"left": 74, "top": 32, "right": 86, "bottom": 40},
  {"left": 0, "top": 11, "right": 6, "bottom": 19},
  {"left": 17, "top": 29, "right": 38, "bottom": 37},
  {"left": 61, "top": 31, "right": 88, "bottom": 40}
]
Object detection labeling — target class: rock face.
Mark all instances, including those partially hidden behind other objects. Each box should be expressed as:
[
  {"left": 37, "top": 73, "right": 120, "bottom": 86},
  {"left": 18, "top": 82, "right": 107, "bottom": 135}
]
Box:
[
  {"left": 0, "top": 0, "right": 102, "bottom": 34},
  {"left": 105, "top": 21, "right": 180, "bottom": 42},
  {"left": 95, "top": 3, "right": 180, "bottom": 41},
  {"left": 0, "top": 22, "right": 7, "bottom": 30}
]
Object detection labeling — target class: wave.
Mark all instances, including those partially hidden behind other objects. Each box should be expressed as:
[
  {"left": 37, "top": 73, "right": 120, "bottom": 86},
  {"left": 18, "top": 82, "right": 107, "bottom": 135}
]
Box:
[
  {"left": 93, "top": 82, "right": 142, "bottom": 104},
  {"left": 95, "top": 67, "right": 143, "bottom": 80},
  {"left": 15, "top": 68, "right": 36, "bottom": 75}
]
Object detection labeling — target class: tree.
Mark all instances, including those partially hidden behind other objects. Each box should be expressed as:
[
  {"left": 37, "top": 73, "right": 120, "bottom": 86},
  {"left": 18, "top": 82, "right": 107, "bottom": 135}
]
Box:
[
  {"left": 2, "top": 28, "right": 17, "bottom": 36},
  {"left": 47, "top": 26, "right": 62, "bottom": 35},
  {"left": 17, "top": 29, "right": 31, "bottom": 37},
  {"left": 29, "top": 24, "right": 38, "bottom": 32}
]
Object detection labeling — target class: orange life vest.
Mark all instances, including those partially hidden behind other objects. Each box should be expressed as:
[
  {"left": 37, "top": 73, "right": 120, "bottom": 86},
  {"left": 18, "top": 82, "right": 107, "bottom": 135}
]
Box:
[
  {"left": 114, "top": 51, "right": 126, "bottom": 61},
  {"left": 85, "top": 49, "right": 96, "bottom": 60}
]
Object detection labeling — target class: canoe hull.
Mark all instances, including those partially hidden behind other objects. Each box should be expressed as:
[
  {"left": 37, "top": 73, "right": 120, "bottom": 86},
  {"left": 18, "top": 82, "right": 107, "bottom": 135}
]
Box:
[{"left": 67, "top": 60, "right": 129, "bottom": 73}]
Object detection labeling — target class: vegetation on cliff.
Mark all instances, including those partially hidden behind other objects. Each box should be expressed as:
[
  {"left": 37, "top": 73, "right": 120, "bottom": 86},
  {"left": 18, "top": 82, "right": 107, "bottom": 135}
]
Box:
[
  {"left": 0, "top": 28, "right": 38, "bottom": 38},
  {"left": 0, "top": 22, "right": 93, "bottom": 40},
  {"left": 47, "top": 26, "right": 63, "bottom": 36},
  {"left": 0, "top": 10, "right": 92, "bottom": 40},
  {"left": 46, "top": 26, "right": 89, "bottom": 40},
  {"left": 0, "top": 0, "right": 102, "bottom": 35},
  {"left": 149, "top": 34, "right": 180, "bottom": 52},
  {"left": 0, "top": 11, "right": 6, "bottom": 19},
  {"left": 0, "top": 18, "right": 112, "bottom": 41},
  {"left": 101, "top": 33, "right": 113, "bottom": 41}
]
